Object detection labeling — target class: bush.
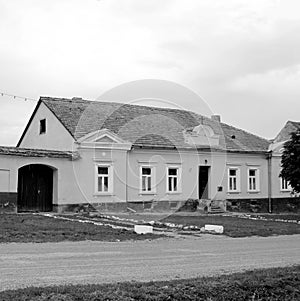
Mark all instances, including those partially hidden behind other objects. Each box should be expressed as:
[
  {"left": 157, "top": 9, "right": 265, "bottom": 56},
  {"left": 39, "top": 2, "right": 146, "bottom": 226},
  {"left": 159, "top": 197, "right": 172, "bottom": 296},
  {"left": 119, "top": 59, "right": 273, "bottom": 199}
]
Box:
[{"left": 177, "top": 199, "right": 199, "bottom": 212}]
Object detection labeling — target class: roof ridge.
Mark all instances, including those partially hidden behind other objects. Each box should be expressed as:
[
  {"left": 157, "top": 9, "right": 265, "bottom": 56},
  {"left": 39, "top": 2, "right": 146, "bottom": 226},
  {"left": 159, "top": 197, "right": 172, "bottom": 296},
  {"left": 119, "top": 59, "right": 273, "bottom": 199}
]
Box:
[
  {"left": 41, "top": 96, "right": 206, "bottom": 117},
  {"left": 287, "top": 120, "right": 300, "bottom": 127}
]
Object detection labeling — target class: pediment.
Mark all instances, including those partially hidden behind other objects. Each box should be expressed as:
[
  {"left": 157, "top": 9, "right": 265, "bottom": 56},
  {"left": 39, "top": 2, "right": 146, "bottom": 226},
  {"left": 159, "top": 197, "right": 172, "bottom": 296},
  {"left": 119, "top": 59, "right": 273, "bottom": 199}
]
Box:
[
  {"left": 77, "top": 129, "right": 132, "bottom": 150},
  {"left": 95, "top": 135, "right": 117, "bottom": 143},
  {"left": 184, "top": 125, "right": 220, "bottom": 146}
]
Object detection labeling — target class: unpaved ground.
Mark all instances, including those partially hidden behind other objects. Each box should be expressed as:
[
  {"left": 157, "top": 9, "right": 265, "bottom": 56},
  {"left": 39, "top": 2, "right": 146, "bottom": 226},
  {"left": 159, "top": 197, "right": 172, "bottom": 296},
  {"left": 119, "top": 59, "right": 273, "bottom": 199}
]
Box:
[{"left": 0, "top": 235, "right": 299, "bottom": 291}]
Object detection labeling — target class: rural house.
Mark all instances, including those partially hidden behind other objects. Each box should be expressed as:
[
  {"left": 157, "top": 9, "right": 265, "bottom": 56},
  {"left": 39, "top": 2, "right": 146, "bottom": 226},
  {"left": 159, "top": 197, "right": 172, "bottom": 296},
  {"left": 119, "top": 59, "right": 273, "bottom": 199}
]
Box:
[{"left": 0, "top": 97, "right": 299, "bottom": 213}]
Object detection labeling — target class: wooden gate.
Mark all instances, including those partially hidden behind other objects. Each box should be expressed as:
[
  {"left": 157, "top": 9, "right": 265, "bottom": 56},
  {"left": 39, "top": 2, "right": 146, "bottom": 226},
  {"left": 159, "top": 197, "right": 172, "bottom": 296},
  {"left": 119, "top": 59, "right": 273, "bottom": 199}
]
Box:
[{"left": 17, "top": 164, "right": 53, "bottom": 212}]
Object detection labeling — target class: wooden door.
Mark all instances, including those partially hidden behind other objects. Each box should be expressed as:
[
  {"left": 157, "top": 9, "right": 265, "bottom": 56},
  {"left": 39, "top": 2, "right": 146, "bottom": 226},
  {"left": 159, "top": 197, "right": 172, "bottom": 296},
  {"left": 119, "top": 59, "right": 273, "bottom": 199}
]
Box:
[{"left": 17, "top": 165, "right": 53, "bottom": 212}]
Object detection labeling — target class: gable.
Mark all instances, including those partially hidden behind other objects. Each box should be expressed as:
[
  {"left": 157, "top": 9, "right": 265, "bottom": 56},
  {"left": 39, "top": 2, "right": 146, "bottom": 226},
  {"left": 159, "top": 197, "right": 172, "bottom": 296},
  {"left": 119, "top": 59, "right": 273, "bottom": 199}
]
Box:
[
  {"left": 17, "top": 101, "right": 75, "bottom": 151},
  {"left": 273, "top": 121, "right": 300, "bottom": 144}
]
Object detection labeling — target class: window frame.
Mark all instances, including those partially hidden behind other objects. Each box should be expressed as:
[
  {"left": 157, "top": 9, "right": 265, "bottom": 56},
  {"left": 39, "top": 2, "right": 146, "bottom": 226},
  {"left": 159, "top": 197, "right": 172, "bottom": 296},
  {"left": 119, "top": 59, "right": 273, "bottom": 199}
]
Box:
[
  {"left": 95, "top": 163, "right": 113, "bottom": 195},
  {"left": 166, "top": 166, "right": 182, "bottom": 194},
  {"left": 247, "top": 168, "right": 260, "bottom": 192},
  {"left": 280, "top": 177, "right": 291, "bottom": 192},
  {"left": 39, "top": 119, "right": 46, "bottom": 135},
  {"left": 227, "top": 167, "right": 241, "bottom": 193},
  {"left": 139, "top": 165, "right": 156, "bottom": 194}
]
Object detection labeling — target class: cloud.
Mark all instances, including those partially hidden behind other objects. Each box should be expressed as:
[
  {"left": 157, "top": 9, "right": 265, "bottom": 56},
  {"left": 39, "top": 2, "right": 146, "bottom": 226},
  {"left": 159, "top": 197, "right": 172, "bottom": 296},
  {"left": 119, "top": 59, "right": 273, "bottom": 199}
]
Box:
[
  {"left": 228, "top": 64, "right": 300, "bottom": 98},
  {"left": 0, "top": 0, "right": 300, "bottom": 144}
]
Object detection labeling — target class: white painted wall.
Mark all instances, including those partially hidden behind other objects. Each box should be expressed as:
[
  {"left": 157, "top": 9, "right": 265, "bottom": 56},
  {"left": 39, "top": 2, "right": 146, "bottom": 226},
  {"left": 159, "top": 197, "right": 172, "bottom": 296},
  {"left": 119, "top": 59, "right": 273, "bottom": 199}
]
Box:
[
  {"left": 0, "top": 154, "right": 83, "bottom": 205},
  {"left": 225, "top": 153, "right": 269, "bottom": 199},
  {"left": 71, "top": 147, "right": 128, "bottom": 204},
  {"left": 19, "top": 102, "right": 75, "bottom": 151},
  {"left": 271, "top": 155, "right": 293, "bottom": 198},
  {"left": 0, "top": 169, "right": 10, "bottom": 191},
  {"left": 0, "top": 148, "right": 275, "bottom": 208}
]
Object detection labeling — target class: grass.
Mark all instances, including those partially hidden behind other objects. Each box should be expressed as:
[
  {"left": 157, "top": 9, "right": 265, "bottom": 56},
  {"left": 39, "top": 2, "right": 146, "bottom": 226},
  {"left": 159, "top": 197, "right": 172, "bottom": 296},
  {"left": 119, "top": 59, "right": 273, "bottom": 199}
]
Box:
[
  {"left": 162, "top": 214, "right": 300, "bottom": 237},
  {"left": 0, "top": 265, "right": 299, "bottom": 300},
  {"left": 0, "top": 214, "right": 163, "bottom": 243},
  {"left": 252, "top": 214, "right": 300, "bottom": 222}
]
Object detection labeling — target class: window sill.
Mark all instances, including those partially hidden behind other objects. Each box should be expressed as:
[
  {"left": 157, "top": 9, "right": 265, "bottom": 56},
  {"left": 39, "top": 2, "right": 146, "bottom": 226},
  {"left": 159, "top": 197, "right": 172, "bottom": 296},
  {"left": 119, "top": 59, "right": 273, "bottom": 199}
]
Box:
[
  {"left": 227, "top": 191, "right": 241, "bottom": 194},
  {"left": 94, "top": 193, "right": 114, "bottom": 196},
  {"left": 139, "top": 192, "right": 157, "bottom": 195},
  {"left": 166, "top": 191, "right": 182, "bottom": 195},
  {"left": 247, "top": 191, "right": 260, "bottom": 194}
]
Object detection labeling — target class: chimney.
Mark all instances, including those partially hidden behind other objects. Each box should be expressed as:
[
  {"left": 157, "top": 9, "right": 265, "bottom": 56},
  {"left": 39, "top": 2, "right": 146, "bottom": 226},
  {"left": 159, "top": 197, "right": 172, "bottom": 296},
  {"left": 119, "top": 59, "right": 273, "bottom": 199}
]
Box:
[{"left": 211, "top": 114, "right": 221, "bottom": 122}]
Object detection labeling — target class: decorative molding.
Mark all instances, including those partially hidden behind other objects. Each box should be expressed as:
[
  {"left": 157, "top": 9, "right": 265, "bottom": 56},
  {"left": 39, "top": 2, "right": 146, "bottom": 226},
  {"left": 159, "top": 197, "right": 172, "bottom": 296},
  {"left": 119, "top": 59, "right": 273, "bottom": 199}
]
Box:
[
  {"left": 183, "top": 125, "right": 220, "bottom": 147},
  {"left": 77, "top": 129, "right": 132, "bottom": 151}
]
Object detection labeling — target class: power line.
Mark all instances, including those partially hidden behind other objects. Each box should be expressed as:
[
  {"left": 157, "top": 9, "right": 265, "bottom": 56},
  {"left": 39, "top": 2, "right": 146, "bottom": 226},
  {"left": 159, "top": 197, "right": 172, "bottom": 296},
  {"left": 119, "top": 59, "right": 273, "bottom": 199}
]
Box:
[{"left": 0, "top": 91, "right": 38, "bottom": 102}]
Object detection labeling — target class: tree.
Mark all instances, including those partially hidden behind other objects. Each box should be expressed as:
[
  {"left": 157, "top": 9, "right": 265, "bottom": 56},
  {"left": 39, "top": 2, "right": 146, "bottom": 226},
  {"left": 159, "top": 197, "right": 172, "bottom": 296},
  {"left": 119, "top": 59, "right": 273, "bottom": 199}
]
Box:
[{"left": 280, "top": 129, "right": 300, "bottom": 193}]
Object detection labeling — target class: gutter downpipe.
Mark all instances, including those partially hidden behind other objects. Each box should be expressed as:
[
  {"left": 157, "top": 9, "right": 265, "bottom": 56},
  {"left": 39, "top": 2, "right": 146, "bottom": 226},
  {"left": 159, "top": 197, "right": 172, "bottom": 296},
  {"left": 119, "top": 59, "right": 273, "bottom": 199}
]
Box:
[
  {"left": 267, "top": 151, "right": 272, "bottom": 213},
  {"left": 126, "top": 150, "right": 129, "bottom": 203}
]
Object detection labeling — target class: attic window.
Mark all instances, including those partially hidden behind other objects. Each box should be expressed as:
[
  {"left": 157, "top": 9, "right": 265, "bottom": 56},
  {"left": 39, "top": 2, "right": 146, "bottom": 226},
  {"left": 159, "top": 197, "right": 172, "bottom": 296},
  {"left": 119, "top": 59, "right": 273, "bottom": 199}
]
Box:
[
  {"left": 40, "top": 119, "right": 46, "bottom": 134},
  {"left": 231, "top": 135, "right": 236, "bottom": 139}
]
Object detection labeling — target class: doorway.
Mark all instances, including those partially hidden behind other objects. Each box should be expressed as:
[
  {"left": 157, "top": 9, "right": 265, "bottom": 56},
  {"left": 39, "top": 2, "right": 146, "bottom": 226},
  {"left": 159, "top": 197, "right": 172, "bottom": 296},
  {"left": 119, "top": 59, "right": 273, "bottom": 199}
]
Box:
[
  {"left": 17, "top": 164, "right": 54, "bottom": 212},
  {"left": 199, "top": 166, "right": 210, "bottom": 199}
]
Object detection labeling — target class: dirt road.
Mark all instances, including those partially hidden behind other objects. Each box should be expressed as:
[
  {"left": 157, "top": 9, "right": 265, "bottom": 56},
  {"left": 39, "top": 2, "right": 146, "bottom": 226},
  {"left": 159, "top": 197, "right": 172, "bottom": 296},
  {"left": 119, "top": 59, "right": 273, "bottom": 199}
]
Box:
[{"left": 0, "top": 235, "right": 299, "bottom": 291}]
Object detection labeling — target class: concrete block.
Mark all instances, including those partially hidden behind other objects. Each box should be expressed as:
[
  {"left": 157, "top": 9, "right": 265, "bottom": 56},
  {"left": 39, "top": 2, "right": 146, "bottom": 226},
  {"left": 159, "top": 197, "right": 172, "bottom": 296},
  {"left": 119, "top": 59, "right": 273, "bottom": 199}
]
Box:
[
  {"left": 134, "top": 225, "right": 153, "bottom": 234},
  {"left": 204, "top": 224, "right": 224, "bottom": 234}
]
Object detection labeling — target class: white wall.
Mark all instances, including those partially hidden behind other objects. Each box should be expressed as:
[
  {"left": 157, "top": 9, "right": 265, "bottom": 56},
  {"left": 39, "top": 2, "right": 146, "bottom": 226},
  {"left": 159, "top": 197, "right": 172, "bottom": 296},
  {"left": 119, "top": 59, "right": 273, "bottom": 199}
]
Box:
[
  {"left": 19, "top": 102, "right": 75, "bottom": 151},
  {"left": 0, "top": 169, "right": 10, "bottom": 191},
  {"left": 271, "top": 155, "right": 293, "bottom": 198},
  {"left": 0, "top": 148, "right": 272, "bottom": 208},
  {"left": 225, "top": 153, "right": 269, "bottom": 199},
  {"left": 0, "top": 154, "right": 83, "bottom": 205}
]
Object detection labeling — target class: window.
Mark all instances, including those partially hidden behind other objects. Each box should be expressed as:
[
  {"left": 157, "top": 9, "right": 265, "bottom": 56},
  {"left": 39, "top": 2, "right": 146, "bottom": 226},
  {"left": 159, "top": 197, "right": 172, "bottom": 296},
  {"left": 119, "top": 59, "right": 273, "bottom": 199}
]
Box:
[
  {"left": 39, "top": 119, "right": 46, "bottom": 134},
  {"left": 167, "top": 167, "right": 180, "bottom": 193},
  {"left": 280, "top": 177, "right": 291, "bottom": 192},
  {"left": 248, "top": 168, "right": 260, "bottom": 192},
  {"left": 140, "top": 166, "right": 155, "bottom": 193},
  {"left": 141, "top": 167, "right": 152, "bottom": 192},
  {"left": 228, "top": 168, "right": 240, "bottom": 192},
  {"left": 95, "top": 165, "right": 113, "bottom": 193}
]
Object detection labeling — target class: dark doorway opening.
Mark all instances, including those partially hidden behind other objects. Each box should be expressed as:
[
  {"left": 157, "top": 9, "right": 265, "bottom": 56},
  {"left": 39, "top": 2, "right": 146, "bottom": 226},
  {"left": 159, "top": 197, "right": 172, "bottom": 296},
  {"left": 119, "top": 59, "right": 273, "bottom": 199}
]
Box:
[
  {"left": 17, "top": 164, "right": 53, "bottom": 212},
  {"left": 199, "top": 166, "right": 210, "bottom": 199}
]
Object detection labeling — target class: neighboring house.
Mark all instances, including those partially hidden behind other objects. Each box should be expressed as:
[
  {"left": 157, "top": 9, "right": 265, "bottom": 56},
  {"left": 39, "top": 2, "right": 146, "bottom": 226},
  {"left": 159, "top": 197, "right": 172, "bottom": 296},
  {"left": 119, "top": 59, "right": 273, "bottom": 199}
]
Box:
[
  {"left": 0, "top": 97, "right": 298, "bottom": 213},
  {"left": 269, "top": 121, "right": 300, "bottom": 200}
]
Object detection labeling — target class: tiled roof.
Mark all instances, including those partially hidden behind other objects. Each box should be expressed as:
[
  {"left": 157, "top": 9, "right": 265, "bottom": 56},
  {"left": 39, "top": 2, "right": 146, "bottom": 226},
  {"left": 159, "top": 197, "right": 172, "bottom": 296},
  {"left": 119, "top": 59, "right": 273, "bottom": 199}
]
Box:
[
  {"left": 0, "top": 146, "right": 78, "bottom": 159},
  {"left": 273, "top": 121, "right": 300, "bottom": 143},
  {"left": 42, "top": 97, "right": 270, "bottom": 152}
]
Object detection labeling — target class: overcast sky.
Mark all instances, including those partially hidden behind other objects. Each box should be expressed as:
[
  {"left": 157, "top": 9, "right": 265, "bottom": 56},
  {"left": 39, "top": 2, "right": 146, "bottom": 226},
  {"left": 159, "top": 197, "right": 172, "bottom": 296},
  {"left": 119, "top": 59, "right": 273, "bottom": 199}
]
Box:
[{"left": 1, "top": 0, "right": 300, "bottom": 146}]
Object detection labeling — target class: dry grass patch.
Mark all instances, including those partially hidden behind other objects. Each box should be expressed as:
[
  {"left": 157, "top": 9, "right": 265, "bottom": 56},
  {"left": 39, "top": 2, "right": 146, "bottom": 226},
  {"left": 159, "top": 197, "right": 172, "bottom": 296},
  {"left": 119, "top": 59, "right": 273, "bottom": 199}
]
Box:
[
  {"left": 162, "top": 214, "right": 300, "bottom": 237},
  {"left": 0, "top": 266, "right": 299, "bottom": 300},
  {"left": 0, "top": 213, "right": 163, "bottom": 243}
]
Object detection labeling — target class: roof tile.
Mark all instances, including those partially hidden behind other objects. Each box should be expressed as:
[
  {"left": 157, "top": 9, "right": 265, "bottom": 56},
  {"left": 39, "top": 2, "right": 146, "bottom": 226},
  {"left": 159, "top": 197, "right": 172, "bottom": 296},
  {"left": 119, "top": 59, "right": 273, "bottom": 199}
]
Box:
[{"left": 42, "top": 97, "right": 270, "bottom": 152}]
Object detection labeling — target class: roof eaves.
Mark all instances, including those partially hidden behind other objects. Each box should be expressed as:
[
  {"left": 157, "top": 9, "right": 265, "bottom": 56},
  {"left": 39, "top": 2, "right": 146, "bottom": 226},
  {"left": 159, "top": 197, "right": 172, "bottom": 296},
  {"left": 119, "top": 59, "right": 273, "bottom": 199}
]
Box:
[
  {"left": 16, "top": 99, "right": 42, "bottom": 147},
  {"left": 0, "top": 146, "right": 79, "bottom": 159}
]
